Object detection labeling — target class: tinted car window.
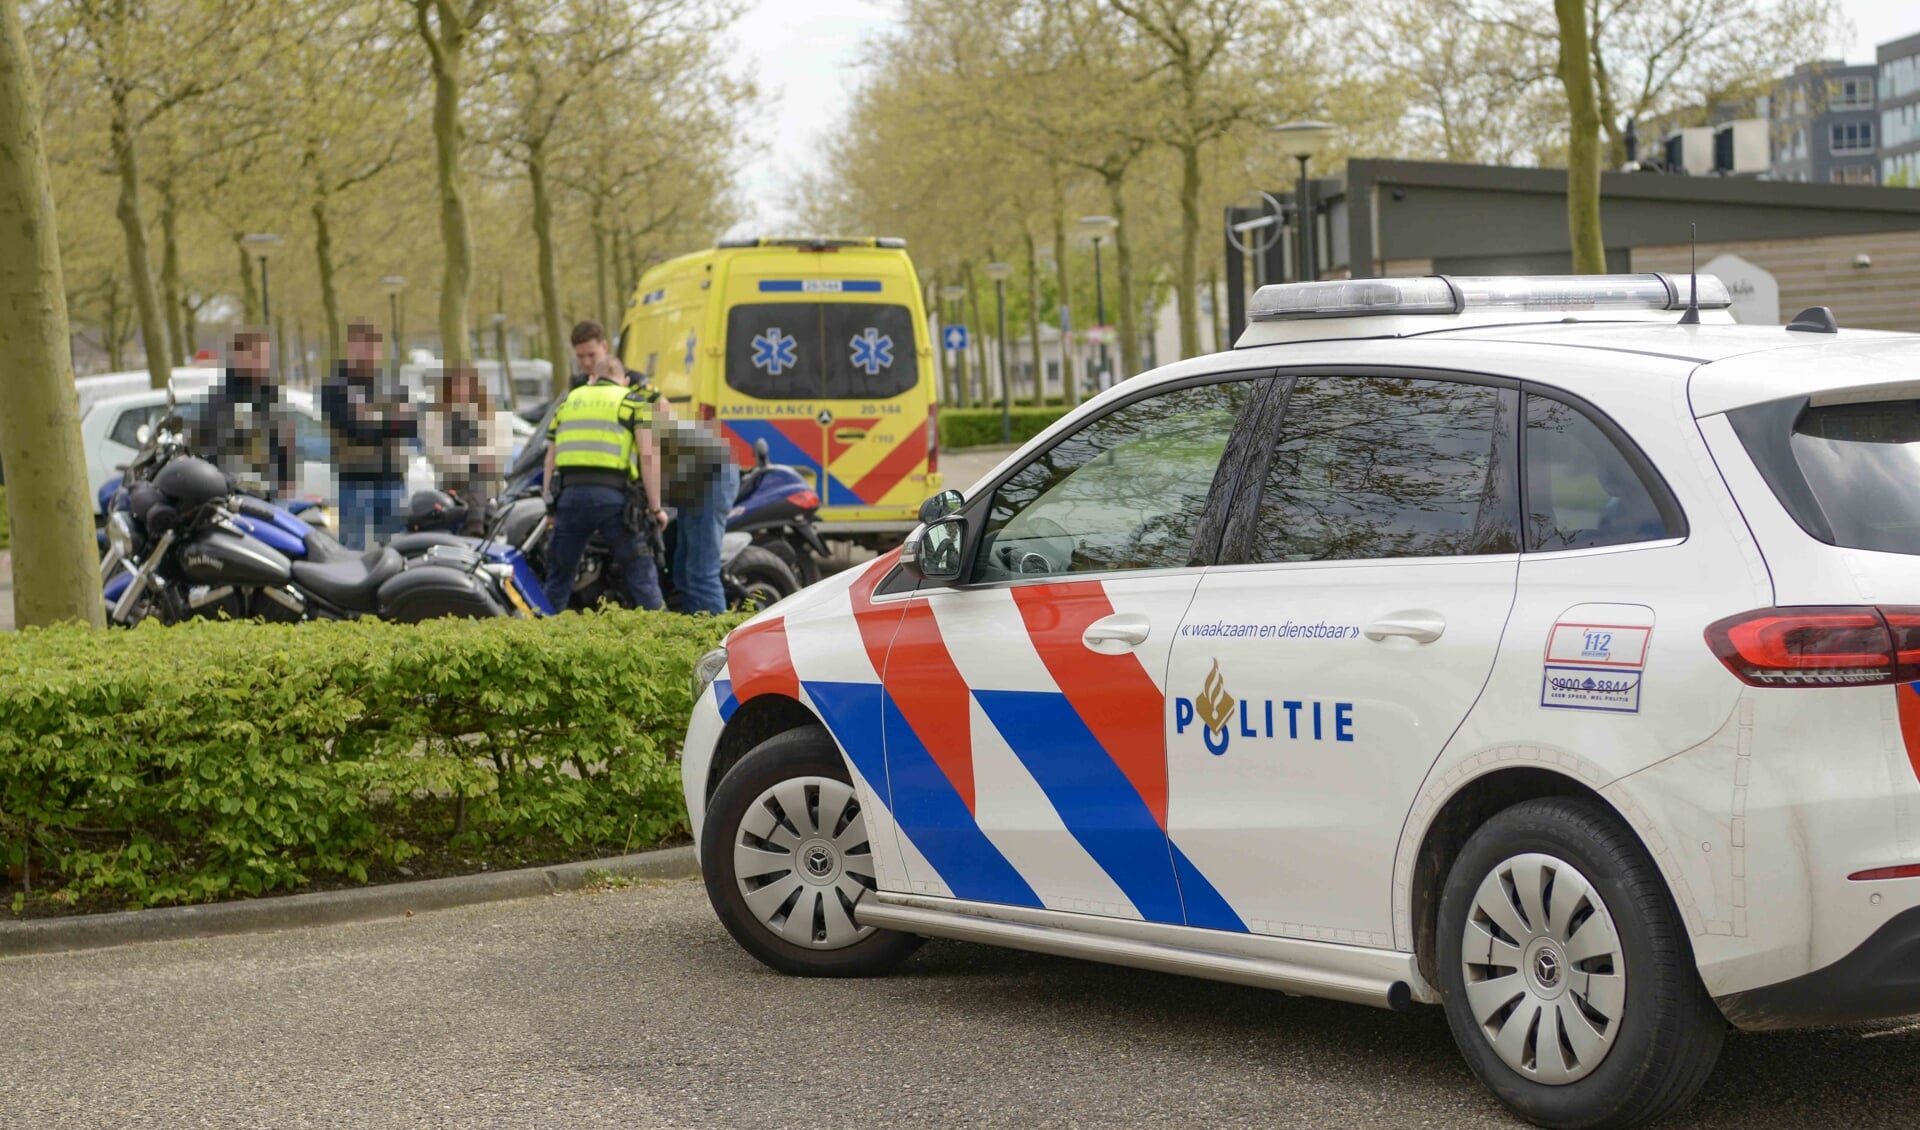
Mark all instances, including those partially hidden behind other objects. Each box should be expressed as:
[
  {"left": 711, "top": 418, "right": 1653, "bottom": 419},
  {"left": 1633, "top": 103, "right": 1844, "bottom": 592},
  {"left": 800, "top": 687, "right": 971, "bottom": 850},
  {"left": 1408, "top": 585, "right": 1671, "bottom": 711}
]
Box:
[
  {"left": 1786, "top": 400, "right": 1920, "bottom": 555},
  {"left": 1524, "top": 394, "right": 1672, "bottom": 551},
  {"left": 725, "top": 302, "right": 917, "bottom": 400},
  {"left": 1252, "top": 376, "right": 1517, "bottom": 563},
  {"left": 975, "top": 380, "right": 1258, "bottom": 581}
]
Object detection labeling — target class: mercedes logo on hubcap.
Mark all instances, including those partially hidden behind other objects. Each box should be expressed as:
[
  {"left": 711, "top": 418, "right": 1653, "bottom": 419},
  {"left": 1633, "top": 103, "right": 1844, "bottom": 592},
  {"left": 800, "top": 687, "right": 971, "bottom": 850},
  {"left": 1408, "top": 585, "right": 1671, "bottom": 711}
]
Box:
[
  {"left": 1535, "top": 948, "right": 1561, "bottom": 988},
  {"left": 804, "top": 846, "right": 834, "bottom": 878}
]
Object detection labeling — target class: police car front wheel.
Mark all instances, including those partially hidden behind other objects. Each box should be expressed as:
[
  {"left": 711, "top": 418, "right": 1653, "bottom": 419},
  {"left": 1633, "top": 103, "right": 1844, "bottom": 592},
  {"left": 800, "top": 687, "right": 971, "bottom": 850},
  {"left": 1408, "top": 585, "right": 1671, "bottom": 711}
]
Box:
[
  {"left": 701, "top": 727, "right": 923, "bottom": 977},
  {"left": 1436, "top": 797, "right": 1724, "bottom": 1129}
]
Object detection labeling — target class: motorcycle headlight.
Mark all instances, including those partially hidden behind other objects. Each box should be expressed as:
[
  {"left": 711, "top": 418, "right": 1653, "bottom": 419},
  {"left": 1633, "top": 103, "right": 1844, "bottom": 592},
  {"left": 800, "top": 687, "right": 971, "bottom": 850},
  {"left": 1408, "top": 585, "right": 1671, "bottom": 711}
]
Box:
[
  {"left": 106, "top": 511, "right": 135, "bottom": 557},
  {"left": 692, "top": 646, "right": 728, "bottom": 703}
]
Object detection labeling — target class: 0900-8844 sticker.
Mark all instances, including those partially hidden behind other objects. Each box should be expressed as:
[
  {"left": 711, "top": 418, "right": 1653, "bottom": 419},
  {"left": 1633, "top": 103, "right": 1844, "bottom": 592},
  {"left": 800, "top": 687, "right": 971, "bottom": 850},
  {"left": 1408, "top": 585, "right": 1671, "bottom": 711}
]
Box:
[{"left": 1541, "top": 622, "right": 1651, "bottom": 714}]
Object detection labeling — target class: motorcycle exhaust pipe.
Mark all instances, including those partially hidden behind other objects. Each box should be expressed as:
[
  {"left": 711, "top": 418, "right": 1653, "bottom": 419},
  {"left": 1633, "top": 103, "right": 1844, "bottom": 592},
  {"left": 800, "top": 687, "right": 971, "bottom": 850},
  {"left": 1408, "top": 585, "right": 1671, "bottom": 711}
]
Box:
[
  {"left": 110, "top": 529, "right": 175, "bottom": 625},
  {"left": 261, "top": 585, "right": 306, "bottom": 614}
]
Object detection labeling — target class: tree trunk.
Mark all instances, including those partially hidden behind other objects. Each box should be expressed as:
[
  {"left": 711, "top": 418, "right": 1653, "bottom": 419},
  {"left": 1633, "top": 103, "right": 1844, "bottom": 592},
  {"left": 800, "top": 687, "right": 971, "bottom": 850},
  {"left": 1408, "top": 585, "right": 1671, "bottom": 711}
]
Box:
[
  {"left": 424, "top": 13, "right": 475, "bottom": 364},
  {"left": 311, "top": 177, "right": 343, "bottom": 364},
  {"left": 182, "top": 297, "right": 198, "bottom": 362},
  {"left": 0, "top": 0, "right": 106, "bottom": 628},
  {"left": 104, "top": 276, "right": 126, "bottom": 370},
  {"left": 158, "top": 178, "right": 185, "bottom": 365},
  {"left": 236, "top": 236, "right": 259, "bottom": 324},
  {"left": 1105, "top": 171, "right": 1141, "bottom": 380},
  {"left": 591, "top": 198, "right": 609, "bottom": 332},
  {"left": 1022, "top": 232, "right": 1043, "bottom": 406},
  {"left": 1555, "top": 0, "right": 1607, "bottom": 274},
  {"left": 527, "top": 139, "right": 565, "bottom": 397},
  {"left": 109, "top": 90, "right": 169, "bottom": 391},
  {"left": 963, "top": 262, "right": 987, "bottom": 406},
  {"left": 1175, "top": 141, "right": 1201, "bottom": 360},
  {"left": 1051, "top": 205, "right": 1075, "bottom": 405}
]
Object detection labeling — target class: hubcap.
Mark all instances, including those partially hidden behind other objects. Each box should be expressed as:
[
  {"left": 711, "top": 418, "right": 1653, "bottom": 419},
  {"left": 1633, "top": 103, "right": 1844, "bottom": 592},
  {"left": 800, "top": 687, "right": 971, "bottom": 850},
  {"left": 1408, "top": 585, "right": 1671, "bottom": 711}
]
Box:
[
  {"left": 733, "top": 776, "right": 877, "bottom": 949},
  {"left": 1461, "top": 852, "right": 1626, "bottom": 1085}
]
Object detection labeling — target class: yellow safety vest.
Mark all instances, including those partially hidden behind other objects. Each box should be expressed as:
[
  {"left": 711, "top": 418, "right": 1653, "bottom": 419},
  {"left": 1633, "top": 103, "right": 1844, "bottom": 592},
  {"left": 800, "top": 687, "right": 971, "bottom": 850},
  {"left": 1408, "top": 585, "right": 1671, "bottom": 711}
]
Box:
[{"left": 550, "top": 380, "right": 650, "bottom": 478}]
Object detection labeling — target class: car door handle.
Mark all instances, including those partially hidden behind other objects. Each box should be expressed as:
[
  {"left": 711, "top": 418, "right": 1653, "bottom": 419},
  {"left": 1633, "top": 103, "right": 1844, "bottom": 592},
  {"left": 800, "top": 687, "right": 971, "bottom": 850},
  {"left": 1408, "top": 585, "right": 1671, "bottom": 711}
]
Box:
[
  {"left": 1083, "top": 612, "right": 1150, "bottom": 654},
  {"left": 1363, "top": 614, "right": 1446, "bottom": 645}
]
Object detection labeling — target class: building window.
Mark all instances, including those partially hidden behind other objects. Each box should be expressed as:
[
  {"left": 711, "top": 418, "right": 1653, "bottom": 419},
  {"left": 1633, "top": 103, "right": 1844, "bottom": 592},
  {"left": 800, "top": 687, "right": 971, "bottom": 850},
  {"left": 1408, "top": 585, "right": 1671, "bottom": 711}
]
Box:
[
  {"left": 1831, "top": 166, "right": 1876, "bottom": 185},
  {"left": 1888, "top": 104, "right": 1920, "bottom": 149},
  {"left": 1886, "top": 55, "right": 1920, "bottom": 101},
  {"left": 1832, "top": 76, "right": 1875, "bottom": 109},
  {"left": 1831, "top": 120, "right": 1874, "bottom": 155}
]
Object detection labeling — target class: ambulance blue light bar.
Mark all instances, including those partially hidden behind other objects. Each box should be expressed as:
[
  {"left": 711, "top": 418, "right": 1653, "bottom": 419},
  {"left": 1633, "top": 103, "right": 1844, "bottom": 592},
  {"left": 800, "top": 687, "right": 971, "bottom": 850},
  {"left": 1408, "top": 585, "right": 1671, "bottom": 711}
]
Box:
[{"left": 1246, "top": 274, "right": 1733, "bottom": 322}]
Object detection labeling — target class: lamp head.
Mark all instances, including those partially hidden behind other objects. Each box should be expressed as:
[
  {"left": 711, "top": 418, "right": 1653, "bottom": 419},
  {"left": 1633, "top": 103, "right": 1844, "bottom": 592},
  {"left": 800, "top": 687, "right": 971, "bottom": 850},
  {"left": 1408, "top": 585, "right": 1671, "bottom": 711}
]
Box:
[
  {"left": 241, "top": 233, "right": 284, "bottom": 260},
  {"left": 983, "top": 262, "right": 1014, "bottom": 282},
  {"left": 379, "top": 275, "right": 407, "bottom": 297},
  {"left": 1077, "top": 214, "right": 1119, "bottom": 240},
  {"left": 939, "top": 284, "right": 966, "bottom": 302},
  {"left": 1274, "top": 120, "right": 1336, "bottom": 162}
]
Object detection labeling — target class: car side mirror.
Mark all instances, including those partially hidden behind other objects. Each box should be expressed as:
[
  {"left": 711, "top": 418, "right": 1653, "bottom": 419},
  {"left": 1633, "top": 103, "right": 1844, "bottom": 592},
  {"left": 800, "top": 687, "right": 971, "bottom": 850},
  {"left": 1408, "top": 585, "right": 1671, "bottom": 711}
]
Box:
[
  {"left": 901, "top": 516, "right": 965, "bottom": 582},
  {"left": 918, "top": 488, "right": 964, "bottom": 525}
]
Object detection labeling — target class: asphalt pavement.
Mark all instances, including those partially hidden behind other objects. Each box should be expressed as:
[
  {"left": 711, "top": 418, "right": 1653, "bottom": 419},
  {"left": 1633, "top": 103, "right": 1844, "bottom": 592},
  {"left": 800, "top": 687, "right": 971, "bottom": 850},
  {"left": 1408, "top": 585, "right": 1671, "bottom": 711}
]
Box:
[{"left": 5, "top": 880, "right": 1919, "bottom": 1129}]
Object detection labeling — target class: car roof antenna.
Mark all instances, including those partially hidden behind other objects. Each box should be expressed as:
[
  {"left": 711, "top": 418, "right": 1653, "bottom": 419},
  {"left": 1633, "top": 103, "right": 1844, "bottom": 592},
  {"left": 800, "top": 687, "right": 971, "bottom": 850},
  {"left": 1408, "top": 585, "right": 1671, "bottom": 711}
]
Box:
[{"left": 1678, "top": 223, "right": 1701, "bottom": 325}]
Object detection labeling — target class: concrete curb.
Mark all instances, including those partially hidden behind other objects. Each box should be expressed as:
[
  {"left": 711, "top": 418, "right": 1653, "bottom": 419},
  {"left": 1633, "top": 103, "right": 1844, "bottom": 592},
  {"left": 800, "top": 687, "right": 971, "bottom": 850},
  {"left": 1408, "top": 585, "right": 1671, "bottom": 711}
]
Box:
[{"left": 0, "top": 844, "right": 700, "bottom": 959}]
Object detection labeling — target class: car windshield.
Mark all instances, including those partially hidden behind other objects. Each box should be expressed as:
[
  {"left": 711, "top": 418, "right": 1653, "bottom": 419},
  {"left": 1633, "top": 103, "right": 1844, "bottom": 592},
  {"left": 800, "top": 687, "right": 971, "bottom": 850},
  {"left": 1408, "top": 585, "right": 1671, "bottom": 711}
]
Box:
[{"left": 1790, "top": 399, "right": 1920, "bottom": 554}]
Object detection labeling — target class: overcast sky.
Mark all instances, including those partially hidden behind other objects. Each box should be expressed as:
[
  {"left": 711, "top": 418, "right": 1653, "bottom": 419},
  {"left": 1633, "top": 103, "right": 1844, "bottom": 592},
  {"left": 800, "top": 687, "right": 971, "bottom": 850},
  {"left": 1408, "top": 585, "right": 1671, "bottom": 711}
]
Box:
[{"left": 727, "top": 0, "right": 1920, "bottom": 236}]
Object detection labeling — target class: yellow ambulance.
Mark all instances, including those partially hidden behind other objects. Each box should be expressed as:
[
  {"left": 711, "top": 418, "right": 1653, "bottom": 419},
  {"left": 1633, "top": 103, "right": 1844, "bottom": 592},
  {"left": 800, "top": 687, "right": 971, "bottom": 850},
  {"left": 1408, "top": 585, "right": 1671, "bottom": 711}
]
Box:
[{"left": 618, "top": 236, "right": 942, "bottom": 544}]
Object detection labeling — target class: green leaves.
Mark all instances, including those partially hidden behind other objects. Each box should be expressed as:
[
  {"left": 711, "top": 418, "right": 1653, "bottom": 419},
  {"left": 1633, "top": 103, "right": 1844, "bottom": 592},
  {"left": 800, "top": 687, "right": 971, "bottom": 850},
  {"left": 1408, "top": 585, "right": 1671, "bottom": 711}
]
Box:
[{"left": 0, "top": 609, "right": 739, "bottom": 911}]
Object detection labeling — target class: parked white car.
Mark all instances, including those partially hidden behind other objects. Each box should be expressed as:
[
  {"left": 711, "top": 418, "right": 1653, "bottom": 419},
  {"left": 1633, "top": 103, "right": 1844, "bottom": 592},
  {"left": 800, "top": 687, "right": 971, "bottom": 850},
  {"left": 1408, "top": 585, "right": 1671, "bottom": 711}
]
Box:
[
  {"left": 81, "top": 385, "right": 436, "bottom": 508},
  {"left": 682, "top": 274, "right": 1920, "bottom": 1128}
]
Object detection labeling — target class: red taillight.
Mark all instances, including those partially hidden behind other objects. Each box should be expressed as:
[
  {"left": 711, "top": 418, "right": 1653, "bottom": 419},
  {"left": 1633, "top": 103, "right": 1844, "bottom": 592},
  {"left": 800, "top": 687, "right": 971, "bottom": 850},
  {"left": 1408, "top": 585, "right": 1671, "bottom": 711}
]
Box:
[
  {"left": 927, "top": 402, "right": 939, "bottom": 473},
  {"left": 698, "top": 403, "right": 716, "bottom": 421},
  {"left": 1705, "top": 606, "right": 1920, "bottom": 687},
  {"left": 789, "top": 489, "right": 821, "bottom": 511},
  {"left": 1849, "top": 863, "right": 1920, "bottom": 881}
]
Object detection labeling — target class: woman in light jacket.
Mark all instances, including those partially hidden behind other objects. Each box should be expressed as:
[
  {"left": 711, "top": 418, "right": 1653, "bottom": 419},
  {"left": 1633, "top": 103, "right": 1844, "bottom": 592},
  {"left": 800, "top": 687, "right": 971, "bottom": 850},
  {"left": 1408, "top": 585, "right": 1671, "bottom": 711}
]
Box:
[{"left": 423, "top": 364, "right": 513, "bottom": 535}]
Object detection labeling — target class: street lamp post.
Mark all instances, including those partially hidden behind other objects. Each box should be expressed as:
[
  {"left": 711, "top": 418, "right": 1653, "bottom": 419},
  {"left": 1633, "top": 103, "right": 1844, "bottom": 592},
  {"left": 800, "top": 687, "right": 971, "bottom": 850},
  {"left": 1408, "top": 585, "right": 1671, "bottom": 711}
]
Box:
[
  {"left": 379, "top": 275, "right": 406, "bottom": 379},
  {"left": 983, "top": 262, "right": 1014, "bottom": 444},
  {"left": 1077, "top": 215, "right": 1118, "bottom": 394},
  {"left": 939, "top": 283, "right": 966, "bottom": 408},
  {"left": 241, "top": 233, "right": 283, "bottom": 380},
  {"left": 1274, "top": 121, "right": 1335, "bottom": 283}
]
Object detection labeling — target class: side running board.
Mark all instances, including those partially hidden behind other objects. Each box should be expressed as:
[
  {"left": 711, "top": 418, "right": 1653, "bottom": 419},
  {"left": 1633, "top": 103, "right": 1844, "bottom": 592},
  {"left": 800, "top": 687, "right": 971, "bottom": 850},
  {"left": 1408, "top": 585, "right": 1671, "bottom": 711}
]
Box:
[{"left": 856, "top": 891, "right": 1416, "bottom": 1011}]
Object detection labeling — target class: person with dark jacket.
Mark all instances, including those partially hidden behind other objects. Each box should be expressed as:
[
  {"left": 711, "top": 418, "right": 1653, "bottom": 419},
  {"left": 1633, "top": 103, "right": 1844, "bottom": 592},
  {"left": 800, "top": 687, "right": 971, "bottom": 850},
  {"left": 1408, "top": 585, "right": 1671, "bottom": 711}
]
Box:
[
  {"left": 192, "top": 327, "right": 295, "bottom": 497},
  {"left": 321, "top": 319, "right": 417, "bottom": 547}
]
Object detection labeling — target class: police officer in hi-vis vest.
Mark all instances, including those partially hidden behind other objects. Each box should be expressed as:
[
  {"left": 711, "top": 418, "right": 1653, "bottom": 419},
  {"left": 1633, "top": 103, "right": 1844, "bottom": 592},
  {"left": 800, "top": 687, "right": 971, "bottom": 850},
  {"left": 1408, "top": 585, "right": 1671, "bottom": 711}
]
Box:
[{"left": 541, "top": 320, "right": 668, "bottom": 611}]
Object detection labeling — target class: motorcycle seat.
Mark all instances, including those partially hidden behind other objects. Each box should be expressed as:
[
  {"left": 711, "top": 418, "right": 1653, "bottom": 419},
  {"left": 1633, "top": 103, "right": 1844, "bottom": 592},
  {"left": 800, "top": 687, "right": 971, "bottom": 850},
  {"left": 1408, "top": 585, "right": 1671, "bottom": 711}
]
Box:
[
  {"left": 291, "top": 545, "right": 404, "bottom": 613},
  {"left": 388, "top": 531, "right": 472, "bottom": 556}
]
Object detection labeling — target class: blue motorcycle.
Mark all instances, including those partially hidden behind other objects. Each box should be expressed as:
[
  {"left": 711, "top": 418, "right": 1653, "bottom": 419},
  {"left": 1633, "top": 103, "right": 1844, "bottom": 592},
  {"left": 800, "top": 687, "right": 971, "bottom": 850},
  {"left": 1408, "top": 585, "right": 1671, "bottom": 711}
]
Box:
[{"left": 99, "top": 414, "right": 551, "bottom": 626}]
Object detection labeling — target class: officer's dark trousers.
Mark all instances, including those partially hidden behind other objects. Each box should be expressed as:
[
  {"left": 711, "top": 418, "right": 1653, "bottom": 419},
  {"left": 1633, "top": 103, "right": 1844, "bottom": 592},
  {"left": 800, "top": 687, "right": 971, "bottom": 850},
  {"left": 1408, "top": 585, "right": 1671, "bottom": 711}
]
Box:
[{"left": 544, "top": 485, "right": 662, "bottom": 611}]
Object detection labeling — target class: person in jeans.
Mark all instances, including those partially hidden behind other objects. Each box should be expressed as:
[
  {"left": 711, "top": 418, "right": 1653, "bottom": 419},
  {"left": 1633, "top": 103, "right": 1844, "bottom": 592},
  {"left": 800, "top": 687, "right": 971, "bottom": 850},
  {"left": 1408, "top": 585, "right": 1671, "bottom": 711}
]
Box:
[
  {"left": 663, "top": 417, "right": 737, "bottom": 614},
  {"left": 541, "top": 322, "right": 666, "bottom": 611},
  {"left": 321, "top": 320, "right": 417, "bottom": 547}
]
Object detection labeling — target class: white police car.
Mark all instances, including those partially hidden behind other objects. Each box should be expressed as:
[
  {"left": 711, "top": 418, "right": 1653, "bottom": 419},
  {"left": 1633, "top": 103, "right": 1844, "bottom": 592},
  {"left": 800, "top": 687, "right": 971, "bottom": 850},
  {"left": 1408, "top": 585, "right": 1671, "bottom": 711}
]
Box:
[{"left": 683, "top": 274, "right": 1920, "bottom": 1128}]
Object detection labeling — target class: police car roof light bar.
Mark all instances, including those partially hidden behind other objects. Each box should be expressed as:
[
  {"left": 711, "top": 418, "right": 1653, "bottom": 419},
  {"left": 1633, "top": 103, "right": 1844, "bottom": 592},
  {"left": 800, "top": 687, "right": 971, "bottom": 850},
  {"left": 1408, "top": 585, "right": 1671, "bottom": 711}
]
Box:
[{"left": 1246, "top": 273, "right": 1733, "bottom": 323}]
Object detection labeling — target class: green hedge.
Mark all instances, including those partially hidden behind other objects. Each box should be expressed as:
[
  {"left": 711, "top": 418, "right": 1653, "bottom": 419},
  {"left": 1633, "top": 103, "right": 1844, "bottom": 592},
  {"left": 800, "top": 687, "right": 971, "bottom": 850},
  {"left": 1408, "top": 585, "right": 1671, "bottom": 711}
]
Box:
[
  {"left": 939, "top": 406, "right": 1070, "bottom": 450},
  {"left": 0, "top": 610, "right": 738, "bottom": 910}
]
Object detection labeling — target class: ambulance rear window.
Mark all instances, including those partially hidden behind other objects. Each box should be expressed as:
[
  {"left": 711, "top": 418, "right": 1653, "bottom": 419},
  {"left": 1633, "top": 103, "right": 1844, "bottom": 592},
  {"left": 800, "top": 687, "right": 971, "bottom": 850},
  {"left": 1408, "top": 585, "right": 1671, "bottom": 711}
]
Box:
[{"left": 725, "top": 303, "right": 918, "bottom": 400}]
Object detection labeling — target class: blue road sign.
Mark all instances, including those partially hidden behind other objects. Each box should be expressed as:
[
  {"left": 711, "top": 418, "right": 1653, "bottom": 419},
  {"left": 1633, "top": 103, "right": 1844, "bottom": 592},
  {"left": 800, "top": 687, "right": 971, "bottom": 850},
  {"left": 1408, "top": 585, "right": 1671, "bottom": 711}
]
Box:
[{"left": 943, "top": 324, "right": 969, "bottom": 351}]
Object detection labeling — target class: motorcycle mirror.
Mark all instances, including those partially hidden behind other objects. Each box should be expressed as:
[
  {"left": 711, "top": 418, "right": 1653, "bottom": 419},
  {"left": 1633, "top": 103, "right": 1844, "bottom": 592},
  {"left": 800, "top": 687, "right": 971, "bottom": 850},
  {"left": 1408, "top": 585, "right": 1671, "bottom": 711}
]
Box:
[
  {"left": 135, "top": 424, "right": 153, "bottom": 446},
  {"left": 752, "top": 437, "right": 769, "bottom": 468}
]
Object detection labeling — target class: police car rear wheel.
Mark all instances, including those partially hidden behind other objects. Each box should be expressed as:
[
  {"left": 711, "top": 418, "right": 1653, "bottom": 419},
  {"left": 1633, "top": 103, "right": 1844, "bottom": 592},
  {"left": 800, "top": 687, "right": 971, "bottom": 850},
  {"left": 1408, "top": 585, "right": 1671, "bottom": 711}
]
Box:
[
  {"left": 1437, "top": 797, "right": 1723, "bottom": 1129},
  {"left": 701, "top": 727, "right": 922, "bottom": 977}
]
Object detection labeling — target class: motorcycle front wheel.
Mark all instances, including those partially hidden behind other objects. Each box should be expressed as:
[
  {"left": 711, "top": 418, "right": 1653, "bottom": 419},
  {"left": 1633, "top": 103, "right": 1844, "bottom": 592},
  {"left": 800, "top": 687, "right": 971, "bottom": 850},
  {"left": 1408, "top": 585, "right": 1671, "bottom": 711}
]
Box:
[{"left": 726, "top": 544, "right": 798, "bottom": 611}]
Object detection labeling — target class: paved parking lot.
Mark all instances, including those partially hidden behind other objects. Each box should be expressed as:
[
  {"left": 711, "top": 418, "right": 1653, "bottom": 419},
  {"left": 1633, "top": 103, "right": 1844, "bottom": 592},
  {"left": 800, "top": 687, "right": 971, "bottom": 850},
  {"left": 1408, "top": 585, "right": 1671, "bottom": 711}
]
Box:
[{"left": 6, "top": 879, "right": 1919, "bottom": 1129}]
